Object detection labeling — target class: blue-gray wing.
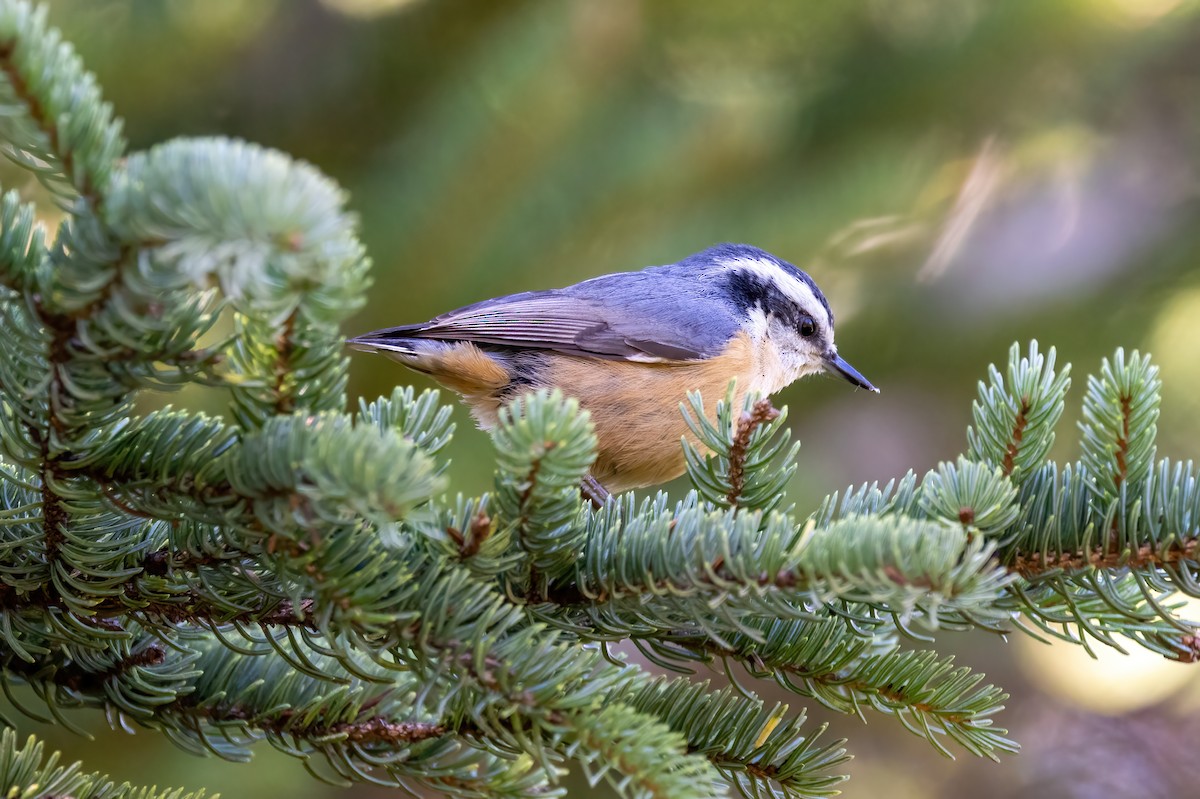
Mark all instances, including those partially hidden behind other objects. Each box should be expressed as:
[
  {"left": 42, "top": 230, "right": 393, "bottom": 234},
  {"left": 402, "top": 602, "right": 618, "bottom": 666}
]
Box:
[{"left": 355, "top": 269, "right": 741, "bottom": 362}]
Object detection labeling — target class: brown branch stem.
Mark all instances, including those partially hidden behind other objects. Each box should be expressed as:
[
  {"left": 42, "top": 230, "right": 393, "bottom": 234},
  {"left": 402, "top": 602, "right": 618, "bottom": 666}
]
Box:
[
  {"left": 31, "top": 306, "right": 73, "bottom": 574},
  {"left": 542, "top": 563, "right": 807, "bottom": 608},
  {"left": 0, "top": 580, "right": 317, "bottom": 632},
  {"left": 1000, "top": 396, "right": 1030, "bottom": 476},
  {"left": 1114, "top": 393, "right": 1132, "bottom": 490},
  {"left": 726, "top": 398, "right": 779, "bottom": 506},
  {"left": 1008, "top": 536, "right": 1200, "bottom": 579},
  {"left": 272, "top": 308, "right": 299, "bottom": 415}
]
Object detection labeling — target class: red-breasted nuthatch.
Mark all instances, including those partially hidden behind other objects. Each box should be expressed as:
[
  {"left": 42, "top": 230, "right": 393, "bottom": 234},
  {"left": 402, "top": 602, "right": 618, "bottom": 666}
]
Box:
[{"left": 349, "top": 243, "right": 876, "bottom": 494}]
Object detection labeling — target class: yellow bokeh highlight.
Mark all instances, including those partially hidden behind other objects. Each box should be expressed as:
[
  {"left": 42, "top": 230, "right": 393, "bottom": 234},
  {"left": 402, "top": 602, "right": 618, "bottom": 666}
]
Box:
[
  {"left": 1016, "top": 599, "right": 1200, "bottom": 714},
  {"left": 165, "top": 0, "right": 278, "bottom": 41},
  {"left": 1091, "top": 0, "right": 1188, "bottom": 26},
  {"left": 320, "top": 0, "right": 426, "bottom": 18},
  {"left": 1149, "top": 285, "right": 1200, "bottom": 446}
]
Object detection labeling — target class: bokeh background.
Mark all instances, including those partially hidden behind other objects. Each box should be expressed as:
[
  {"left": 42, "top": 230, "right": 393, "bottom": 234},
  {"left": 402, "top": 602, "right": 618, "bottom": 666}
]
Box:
[{"left": 8, "top": 0, "right": 1200, "bottom": 796}]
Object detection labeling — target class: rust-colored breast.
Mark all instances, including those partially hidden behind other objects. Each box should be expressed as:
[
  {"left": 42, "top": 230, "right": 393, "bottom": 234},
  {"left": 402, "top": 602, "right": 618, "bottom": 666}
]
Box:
[
  {"left": 537, "top": 333, "right": 757, "bottom": 491},
  {"left": 408, "top": 331, "right": 774, "bottom": 492}
]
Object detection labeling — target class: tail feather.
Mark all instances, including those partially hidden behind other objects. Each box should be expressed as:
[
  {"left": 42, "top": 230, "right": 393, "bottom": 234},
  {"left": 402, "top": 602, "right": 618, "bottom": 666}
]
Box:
[
  {"left": 347, "top": 332, "right": 422, "bottom": 357},
  {"left": 347, "top": 333, "right": 445, "bottom": 374},
  {"left": 347, "top": 334, "right": 513, "bottom": 427}
]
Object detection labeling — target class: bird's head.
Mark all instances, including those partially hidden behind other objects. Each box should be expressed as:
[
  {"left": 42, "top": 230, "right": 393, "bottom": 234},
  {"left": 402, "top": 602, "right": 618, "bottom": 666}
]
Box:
[{"left": 690, "top": 243, "right": 878, "bottom": 393}]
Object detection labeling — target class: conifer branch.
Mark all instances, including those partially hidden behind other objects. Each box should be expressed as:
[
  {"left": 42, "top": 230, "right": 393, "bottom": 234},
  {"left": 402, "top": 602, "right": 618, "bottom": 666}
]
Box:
[
  {"left": 680, "top": 621, "right": 1014, "bottom": 760},
  {"left": 726, "top": 398, "right": 781, "bottom": 506},
  {"left": 1000, "top": 397, "right": 1029, "bottom": 477},
  {"left": 271, "top": 308, "right": 299, "bottom": 416},
  {"left": 0, "top": 580, "right": 318, "bottom": 633},
  {"left": 1005, "top": 575, "right": 1197, "bottom": 660},
  {"left": 968, "top": 342, "right": 1070, "bottom": 483},
  {"left": 1115, "top": 394, "right": 1132, "bottom": 489},
  {"left": 1079, "top": 349, "right": 1160, "bottom": 499},
  {"left": 493, "top": 391, "right": 595, "bottom": 584},
  {"left": 167, "top": 705, "right": 452, "bottom": 747},
  {"left": 0, "top": 1, "right": 124, "bottom": 204},
  {"left": 683, "top": 386, "right": 799, "bottom": 514},
  {"left": 29, "top": 287, "right": 81, "bottom": 604},
  {"left": 1009, "top": 537, "right": 1200, "bottom": 577},
  {"left": 0, "top": 191, "right": 42, "bottom": 291},
  {"left": 0, "top": 729, "right": 210, "bottom": 799}
]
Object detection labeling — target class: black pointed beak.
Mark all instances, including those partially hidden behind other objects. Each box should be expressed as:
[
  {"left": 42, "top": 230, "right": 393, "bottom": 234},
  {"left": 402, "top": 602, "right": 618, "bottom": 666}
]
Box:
[{"left": 824, "top": 352, "right": 878, "bottom": 393}]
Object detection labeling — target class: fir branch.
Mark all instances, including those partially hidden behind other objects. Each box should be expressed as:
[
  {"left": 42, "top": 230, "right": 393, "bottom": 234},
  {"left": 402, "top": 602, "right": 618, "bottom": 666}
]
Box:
[
  {"left": 1004, "top": 575, "right": 1197, "bottom": 660},
  {"left": 333, "top": 717, "right": 448, "bottom": 743},
  {"left": 561, "top": 702, "right": 721, "bottom": 799},
  {"left": 0, "top": 729, "right": 209, "bottom": 799},
  {"left": 0, "top": 0, "right": 125, "bottom": 205},
  {"left": 996, "top": 453, "right": 1200, "bottom": 657},
  {"left": 493, "top": 390, "right": 595, "bottom": 583},
  {"left": 543, "top": 501, "right": 1014, "bottom": 643},
  {"left": 0, "top": 190, "right": 42, "bottom": 290},
  {"left": 88, "top": 409, "right": 441, "bottom": 539},
  {"left": 1174, "top": 633, "right": 1200, "bottom": 663},
  {"left": 420, "top": 495, "right": 517, "bottom": 580},
  {"left": 1000, "top": 397, "right": 1028, "bottom": 477},
  {"left": 47, "top": 642, "right": 166, "bottom": 694},
  {"left": 446, "top": 508, "right": 493, "bottom": 560},
  {"left": 355, "top": 386, "right": 456, "bottom": 462},
  {"left": 1008, "top": 538, "right": 1200, "bottom": 577},
  {"left": 9, "top": 0, "right": 1200, "bottom": 790},
  {"left": 967, "top": 341, "right": 1070, "bottom": 483},
  {"left": 0, "top": 43, "right": 76, "bottom": 186},
  {"left": 2, "top": 642, "right": 554, "bottom": 798},
  {"left": 1079, "top": 349, "right": 1160, "bottom": 499},
  {"left": 134, "top": 595, "right": 318, "bottom": 631},
  {"left": 919, "top": 457, "right": 1019, "bottom": 540},
  {"left": 271, "top": 307, "right": 299, "bottom": 416},
  {"left": 809, "top": 472, "right": 920, "bottom": 529},
  {"left": 8, "top": 635, "right": 848, "bottom": 799},
  {"left": 0, "top": 580, "right": 317, "bottom": 634},
  {"left": 726, "top": 398, "right": 780, "bottom": 506},
  {"left": 682, "top": 387, "right": 799, "bottom": 514},
  {"left": 29, "top": 297, "right": 74, "bottom": 594},
  {"left": 1115, "top": 394, "right": 1131, "bottom": 489},
  {"left": 621, "top": 677, "right": 850, "bottom": 798},
  {"left": 166, "top": 702, "right": 449, "bottom": 746},
  {"left": 683, "top": 620, "right": 1015, "bottom": 760}
]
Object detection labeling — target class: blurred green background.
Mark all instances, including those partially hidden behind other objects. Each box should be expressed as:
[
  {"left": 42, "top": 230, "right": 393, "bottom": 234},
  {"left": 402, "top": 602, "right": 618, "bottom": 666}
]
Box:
[{"left": 10, "top": 0, "right": 1200, "bottom": 796}]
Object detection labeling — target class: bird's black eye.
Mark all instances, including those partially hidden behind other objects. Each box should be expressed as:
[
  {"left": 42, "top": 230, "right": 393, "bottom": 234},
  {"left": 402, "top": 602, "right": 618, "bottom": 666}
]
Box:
[{"left": 799, "top": 316, "right": 817, "bottom": 338}]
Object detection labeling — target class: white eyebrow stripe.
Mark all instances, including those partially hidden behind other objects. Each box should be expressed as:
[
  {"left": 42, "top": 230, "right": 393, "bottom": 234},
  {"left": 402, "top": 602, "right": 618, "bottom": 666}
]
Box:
[{"left": 710, "top": 255, "right": 832, "bottom": 330}]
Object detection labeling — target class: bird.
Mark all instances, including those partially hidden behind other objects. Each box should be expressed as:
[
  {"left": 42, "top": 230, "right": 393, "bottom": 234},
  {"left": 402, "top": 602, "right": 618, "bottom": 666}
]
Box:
[{"left": 348, "top": 243, "right": 877, "bottom": 498}]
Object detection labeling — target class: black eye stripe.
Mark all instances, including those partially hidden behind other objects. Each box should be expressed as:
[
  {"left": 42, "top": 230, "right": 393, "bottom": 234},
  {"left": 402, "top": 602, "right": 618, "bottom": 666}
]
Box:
[
  {"left": 723, "top": 268, "right": 833, "bottom": 346},
  {"left": 726, "top": 270, "right": 801, "bottom": 327}
]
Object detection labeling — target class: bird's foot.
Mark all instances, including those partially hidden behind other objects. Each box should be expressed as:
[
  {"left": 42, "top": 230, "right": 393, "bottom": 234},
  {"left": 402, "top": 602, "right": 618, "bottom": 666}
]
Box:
[{"left": 581, "top": 474, "right": 610, "bottom": 509}]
